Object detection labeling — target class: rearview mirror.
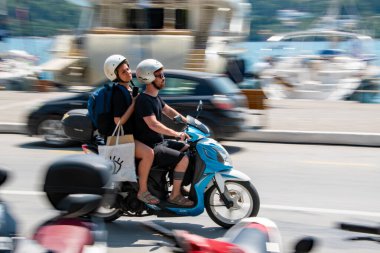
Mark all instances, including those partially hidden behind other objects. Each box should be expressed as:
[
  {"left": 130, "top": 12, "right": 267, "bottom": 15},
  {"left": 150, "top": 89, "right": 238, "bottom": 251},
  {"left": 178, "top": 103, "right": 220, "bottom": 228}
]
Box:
[
  {"left": 196, "top": 100, "right": 203, "bottom": 112},
  {"left": 196, "top": 100, "right": 203, "bottom": 118}
]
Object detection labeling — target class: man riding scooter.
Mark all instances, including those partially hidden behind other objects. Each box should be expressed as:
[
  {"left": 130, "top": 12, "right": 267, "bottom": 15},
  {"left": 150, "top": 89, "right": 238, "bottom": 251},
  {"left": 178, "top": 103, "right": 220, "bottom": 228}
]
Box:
[{"left": 134, "top": 59, "right": 193, "bottom": 207}]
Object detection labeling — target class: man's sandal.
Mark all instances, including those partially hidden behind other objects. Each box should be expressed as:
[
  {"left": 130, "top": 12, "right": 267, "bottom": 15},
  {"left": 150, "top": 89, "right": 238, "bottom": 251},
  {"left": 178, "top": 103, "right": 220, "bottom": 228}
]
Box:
[
  {"left": 137, "top": 191, "right": 160, "bottom": 205},
  {"left": 168, "top": 195, "right": 194, "bottom": 207}
]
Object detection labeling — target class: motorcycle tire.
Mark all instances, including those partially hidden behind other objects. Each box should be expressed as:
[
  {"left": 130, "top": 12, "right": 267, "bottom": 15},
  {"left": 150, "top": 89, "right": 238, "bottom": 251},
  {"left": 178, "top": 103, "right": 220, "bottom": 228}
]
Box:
[
  {"left": 94, "top": 208, "right": 123, "bottom": 222},
  {"left": 93, "top": 195, "right": 123, "bottom": 222},
  {"left": 205, "top": 180, "right": 260, "bottom": 228}
]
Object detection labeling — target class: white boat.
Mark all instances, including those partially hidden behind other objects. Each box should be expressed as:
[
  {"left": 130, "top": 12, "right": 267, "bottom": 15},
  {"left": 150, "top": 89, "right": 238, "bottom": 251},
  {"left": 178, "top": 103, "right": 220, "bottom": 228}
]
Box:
[
  {"left": 256, "top": 0, "right": 379, "bottom": 100},
  {"left": 0, "top": 49, "right": 38, "bottom": 90},
  {"left": 39, "top": 0, "right": 251, "bottom": 86},
  {"left": 258, "top": 29, "right": 379, "bottom": 100}
]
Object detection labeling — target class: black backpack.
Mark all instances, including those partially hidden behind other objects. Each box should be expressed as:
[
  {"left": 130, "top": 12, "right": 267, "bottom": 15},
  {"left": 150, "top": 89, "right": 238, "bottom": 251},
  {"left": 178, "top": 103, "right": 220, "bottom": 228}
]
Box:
[
  {"left": 87, "top": 82, "right": 116, "bottom": 136},
  {"left": 87, "top": 83, "right": 135, "bottom": 136}
]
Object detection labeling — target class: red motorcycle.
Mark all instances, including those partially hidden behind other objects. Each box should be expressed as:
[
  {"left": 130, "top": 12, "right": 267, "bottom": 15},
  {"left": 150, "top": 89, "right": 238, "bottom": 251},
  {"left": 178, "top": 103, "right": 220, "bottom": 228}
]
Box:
[
  {"left": 142, "top": 217, "right": 315, "bottom": 253},
  {"left": 15, "top": 154, "right": 113, "bottom": 253}
]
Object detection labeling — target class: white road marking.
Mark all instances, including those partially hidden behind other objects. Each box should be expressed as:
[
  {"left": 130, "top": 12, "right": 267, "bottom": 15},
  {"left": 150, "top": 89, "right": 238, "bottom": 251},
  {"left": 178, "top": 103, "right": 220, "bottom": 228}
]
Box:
[
  {"left": 47, "top": 150, "right": 82, "bottom": 154},
  {"left": 0, "top": 190, "right": 44, "bottom": 196},
  {"left": 300, "top": 160, "right": 376, "bottom": 167},
  {"left": 1, "top": 190, "right": 379, "bottom": 218},
  {"left": 0, "top": 100, "right": 45, "bottom": 110},
  {"left": 262, "top": 204, "right": 380, "bottom": 218}
]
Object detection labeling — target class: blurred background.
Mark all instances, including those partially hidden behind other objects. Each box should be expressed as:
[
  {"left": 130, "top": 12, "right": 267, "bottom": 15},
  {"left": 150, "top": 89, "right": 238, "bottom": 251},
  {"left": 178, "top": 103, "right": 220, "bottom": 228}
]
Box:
[
  {"left": 0, "top": 0, "right": 378, "bottom": 150},
  {"left": 0, "top": 1, "right": 379, "bottom": 253},
  {"left": 1, "top": 0, "right": 380, "bottom": 101}
]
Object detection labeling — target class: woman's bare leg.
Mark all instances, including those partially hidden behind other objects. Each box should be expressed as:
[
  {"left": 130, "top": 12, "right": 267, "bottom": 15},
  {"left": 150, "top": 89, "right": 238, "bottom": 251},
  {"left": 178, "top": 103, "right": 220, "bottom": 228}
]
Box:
[{"left": 135, "top": 140, "right": 154, "bottom": 194}]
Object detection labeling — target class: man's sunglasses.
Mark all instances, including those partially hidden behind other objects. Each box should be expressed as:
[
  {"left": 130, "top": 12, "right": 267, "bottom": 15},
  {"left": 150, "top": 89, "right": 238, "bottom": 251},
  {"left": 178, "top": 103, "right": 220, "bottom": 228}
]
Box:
[{"left": 154, "top": 72, "right": 165, "bottom": 79}]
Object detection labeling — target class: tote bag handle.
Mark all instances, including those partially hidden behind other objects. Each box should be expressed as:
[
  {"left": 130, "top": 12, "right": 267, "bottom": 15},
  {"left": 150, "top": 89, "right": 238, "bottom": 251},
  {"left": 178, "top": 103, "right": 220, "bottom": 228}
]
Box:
[{"left": 110, "top": 120, "right": 125, "bottom": 145}]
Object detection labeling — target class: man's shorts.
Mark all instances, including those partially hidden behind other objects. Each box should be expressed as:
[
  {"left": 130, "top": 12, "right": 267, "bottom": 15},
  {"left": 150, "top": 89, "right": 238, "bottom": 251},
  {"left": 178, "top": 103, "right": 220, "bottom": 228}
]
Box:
[{"left": 153, "top": 140, "right": 186, "bottom": 169}]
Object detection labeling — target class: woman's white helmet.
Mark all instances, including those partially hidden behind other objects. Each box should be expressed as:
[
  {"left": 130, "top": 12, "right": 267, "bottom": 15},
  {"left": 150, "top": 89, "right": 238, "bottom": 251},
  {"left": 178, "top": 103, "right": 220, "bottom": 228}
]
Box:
[
  {"left": 104, "top": 54, "right": 129, "bottom": 81},
  {"left": 136, "top": 59, "right": 164, "bottom": 84}
]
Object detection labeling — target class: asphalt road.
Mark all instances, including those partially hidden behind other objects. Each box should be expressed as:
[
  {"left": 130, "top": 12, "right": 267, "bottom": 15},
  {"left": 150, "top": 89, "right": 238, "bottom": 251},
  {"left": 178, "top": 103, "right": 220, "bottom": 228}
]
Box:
[{"left": 0, "top": 134, "right": 379, "bottom": 253}]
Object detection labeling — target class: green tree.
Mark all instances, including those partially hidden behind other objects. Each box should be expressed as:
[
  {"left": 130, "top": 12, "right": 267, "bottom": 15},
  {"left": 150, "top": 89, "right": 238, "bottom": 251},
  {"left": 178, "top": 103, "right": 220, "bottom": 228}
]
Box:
[{"left": 6, "top": 0, "right": 80, "bottom": 37}]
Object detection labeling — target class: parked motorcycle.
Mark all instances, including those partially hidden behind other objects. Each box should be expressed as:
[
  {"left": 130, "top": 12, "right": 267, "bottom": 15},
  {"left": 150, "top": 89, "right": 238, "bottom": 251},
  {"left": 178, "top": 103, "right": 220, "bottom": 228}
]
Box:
[
  {"left": 27, "top": 154, "right": 113, "bottom": 253},
  {"left": 0, "top": 169, "right": 17, "bottom": 253},
  {"left": 62, "top": 102, "right": 260, "bottom": 228},
  {"left": 0, "top": 155, "right": 112, "bottom": 253},
  {"left": 142, "top": 217, "right": 315, "bottom": 253}
]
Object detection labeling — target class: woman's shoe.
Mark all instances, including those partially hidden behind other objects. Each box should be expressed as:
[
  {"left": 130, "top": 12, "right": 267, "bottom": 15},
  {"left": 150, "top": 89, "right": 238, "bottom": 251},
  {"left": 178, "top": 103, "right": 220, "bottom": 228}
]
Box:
[{"left": 137, "top": 191, "right": 160, "bottom": 205}]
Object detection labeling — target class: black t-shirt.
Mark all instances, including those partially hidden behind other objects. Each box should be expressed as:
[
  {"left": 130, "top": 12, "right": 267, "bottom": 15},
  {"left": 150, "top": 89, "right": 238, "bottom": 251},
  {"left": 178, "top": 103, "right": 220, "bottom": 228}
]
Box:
[
  {"left": 112, "top": 84, "right": 134, "bottom": 135},
  {"left": 134, "top": 93, "right": 166, "bottom": 148}
]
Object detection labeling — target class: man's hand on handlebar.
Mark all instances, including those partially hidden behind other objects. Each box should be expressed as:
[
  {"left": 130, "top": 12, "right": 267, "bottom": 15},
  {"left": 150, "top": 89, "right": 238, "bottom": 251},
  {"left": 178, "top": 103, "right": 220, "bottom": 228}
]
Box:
[{"left": 176, "top": 132, "right": 190, "bottom": 141}]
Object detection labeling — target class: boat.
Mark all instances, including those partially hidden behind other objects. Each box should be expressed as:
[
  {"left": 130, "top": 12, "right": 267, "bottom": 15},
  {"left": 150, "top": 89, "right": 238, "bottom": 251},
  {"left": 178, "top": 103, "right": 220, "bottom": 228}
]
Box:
[
  {"left": 257, "top": 29, "right": 379, "bottom": 100},
  {"left": 255, "top": 1, "right": 380, "bottom": 100},
  {"left": 0, "top": 49, "right": 38, "bottom": 90},
  {"left": 0, "top": 0, "right": 39, "bottom": 90},
  {"left": 39, "top": 0, "right": 251, "bottom": 86}
]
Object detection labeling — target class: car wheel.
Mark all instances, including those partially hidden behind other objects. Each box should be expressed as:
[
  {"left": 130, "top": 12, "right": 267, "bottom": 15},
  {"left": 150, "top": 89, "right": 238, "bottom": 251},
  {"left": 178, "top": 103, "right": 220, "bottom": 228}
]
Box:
[{"left": 37, "top": 115, "right": 73, "bottom": 147}]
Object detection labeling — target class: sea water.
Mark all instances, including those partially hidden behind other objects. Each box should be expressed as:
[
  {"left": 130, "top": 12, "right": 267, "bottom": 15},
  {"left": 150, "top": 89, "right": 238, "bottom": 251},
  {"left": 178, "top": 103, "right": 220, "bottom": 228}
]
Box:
[
  {"left": 1, "top": 36, "right": 379, "bottom": 102},
  {"left": 2, "top": 36, "right": 380, "bottom": 69},
  {"left": 2, "top": 36, "right": 380, "bottom": 67}
]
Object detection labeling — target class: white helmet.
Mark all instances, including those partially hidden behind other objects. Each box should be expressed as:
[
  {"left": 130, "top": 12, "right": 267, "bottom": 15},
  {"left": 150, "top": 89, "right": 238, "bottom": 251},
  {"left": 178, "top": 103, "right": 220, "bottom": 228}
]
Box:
[
  {"left": 136, "top": 59, "right": 164, "bottom": 84},
  {"left": 104, "top": 54, "right": 129, "bottom": 81}
]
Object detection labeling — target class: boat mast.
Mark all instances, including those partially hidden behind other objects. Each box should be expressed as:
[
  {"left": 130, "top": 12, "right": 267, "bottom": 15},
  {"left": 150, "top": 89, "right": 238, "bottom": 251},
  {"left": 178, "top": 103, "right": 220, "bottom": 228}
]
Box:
[{"left": 315, "top": 0, "right": 361, "bottom": 32}]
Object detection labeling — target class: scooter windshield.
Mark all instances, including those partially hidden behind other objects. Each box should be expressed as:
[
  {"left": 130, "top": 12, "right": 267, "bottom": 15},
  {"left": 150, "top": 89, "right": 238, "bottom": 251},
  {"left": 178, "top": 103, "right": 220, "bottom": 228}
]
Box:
[{"left": 186, "top": 115, "right": 210, "bottom": 135}]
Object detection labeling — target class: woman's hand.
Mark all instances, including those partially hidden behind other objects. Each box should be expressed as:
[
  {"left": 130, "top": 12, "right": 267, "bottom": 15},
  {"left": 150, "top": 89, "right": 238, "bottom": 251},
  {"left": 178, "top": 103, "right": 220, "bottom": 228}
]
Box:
[{"left": 131, "top": 94, "right": 138, "bottom": 107}]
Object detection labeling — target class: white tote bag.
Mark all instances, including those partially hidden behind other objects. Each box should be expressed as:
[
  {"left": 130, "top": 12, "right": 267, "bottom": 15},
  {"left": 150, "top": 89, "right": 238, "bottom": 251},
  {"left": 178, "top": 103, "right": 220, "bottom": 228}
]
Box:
[{"left": 98, "top": 121, "right": 137, "bottom": 182}]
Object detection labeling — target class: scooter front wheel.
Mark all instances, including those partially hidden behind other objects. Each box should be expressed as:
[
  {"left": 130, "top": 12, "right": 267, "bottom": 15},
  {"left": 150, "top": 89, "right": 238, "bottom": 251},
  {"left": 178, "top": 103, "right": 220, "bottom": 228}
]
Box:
[{"left": 205, "top": 181, "right": 260, "bottom": 228}]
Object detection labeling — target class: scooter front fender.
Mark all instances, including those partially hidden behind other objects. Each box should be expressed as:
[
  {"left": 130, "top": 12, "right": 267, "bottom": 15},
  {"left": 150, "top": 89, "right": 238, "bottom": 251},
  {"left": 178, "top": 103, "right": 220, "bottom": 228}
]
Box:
[{"left": 212, "top": 170, "right": 251, "bottom": 194}]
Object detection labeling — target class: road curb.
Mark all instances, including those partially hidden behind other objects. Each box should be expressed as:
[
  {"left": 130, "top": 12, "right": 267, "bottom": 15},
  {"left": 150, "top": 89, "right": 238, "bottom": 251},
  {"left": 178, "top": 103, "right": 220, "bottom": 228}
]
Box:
[
  {"left": 1, "top": 123, "right": 380, "bottom": 147},
  {"left": 224, "top": 129, "right": 380, "bottom": 147},
  {"left": 0, "top": 123, "right": 28, "bottom": 135}
]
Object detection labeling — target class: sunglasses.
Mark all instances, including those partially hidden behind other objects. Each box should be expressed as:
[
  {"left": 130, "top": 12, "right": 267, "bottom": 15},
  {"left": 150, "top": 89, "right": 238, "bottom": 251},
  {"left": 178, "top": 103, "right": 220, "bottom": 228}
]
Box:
[{"left": 154, "top": 72, "right": 165, "bottom": 79}]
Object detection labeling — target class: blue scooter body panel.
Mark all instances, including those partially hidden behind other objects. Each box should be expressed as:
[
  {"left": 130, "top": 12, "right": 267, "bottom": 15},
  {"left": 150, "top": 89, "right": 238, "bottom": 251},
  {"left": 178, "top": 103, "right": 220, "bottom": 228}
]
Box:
[
  {"left": 166, "top": 173, "right": 214, "bottom": 216},
  {"left": 195, "top": 138, "right": 233, "bottom": 173},
  {"left": 164, "top": 122, "right": 233, "bottom": 216}
]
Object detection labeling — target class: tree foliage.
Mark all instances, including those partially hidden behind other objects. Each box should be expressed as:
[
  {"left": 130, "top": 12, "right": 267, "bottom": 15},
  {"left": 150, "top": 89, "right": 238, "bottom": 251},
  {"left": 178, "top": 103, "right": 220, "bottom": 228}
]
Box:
[
  {"left": 5, "top": 0, "right": 80, "bottom": 37},
  {"left": 247, "top": 0, "right": 380, "bottom": 40},
  {"left": 3, "top": 0, "right": 380, "bottom": 39}
]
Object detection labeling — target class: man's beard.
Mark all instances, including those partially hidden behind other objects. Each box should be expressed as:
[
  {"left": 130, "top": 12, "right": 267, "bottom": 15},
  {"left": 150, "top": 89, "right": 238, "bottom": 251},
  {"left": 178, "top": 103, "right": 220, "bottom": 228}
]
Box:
[{"left": 152, "top": 80, "right": 165, "bottom": 90}]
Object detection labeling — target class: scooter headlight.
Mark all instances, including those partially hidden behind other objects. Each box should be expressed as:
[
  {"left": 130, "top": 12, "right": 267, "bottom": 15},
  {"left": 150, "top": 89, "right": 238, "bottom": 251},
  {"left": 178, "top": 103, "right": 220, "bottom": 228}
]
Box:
[
  {"left": 214, "top": 146, "right": 232, "bottom": 166},
  {"left": 204, "top": 146, "right": 232, "bottom": 166},
  {"left": 201, "top": 139, "right": 232, "bottom": 166}
]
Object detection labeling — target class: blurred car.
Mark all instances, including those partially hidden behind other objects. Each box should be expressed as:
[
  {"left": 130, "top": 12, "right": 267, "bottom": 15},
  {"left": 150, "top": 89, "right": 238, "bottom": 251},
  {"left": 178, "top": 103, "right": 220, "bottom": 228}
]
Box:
[{"left": 27, "top": 69, "right": 248, "bottom": 146}]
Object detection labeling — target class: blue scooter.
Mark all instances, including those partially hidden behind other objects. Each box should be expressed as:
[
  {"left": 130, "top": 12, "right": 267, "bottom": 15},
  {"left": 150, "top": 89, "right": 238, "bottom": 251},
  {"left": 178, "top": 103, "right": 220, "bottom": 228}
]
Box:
[{"left": 63, "top": 101, "right": 260, "bottom": 228}]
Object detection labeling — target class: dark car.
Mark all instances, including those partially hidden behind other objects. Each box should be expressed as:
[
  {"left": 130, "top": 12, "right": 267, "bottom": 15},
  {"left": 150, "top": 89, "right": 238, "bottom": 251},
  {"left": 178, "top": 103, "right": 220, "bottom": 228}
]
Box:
[{"left": 27, "top": 69, "right": 248, "bottom": 146}]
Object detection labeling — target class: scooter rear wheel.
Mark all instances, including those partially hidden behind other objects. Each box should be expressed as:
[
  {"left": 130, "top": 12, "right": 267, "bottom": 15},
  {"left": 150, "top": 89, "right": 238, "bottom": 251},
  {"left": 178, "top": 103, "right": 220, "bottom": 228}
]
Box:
[
  {"left": 94, "top": 207, "right": 123, "bottom": 222},
  {"left": 93, "top": 196, "right": 123, "bottom": 222},
  {"left": 205, "top": 181, "right": 260, "bottom": 228}
]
